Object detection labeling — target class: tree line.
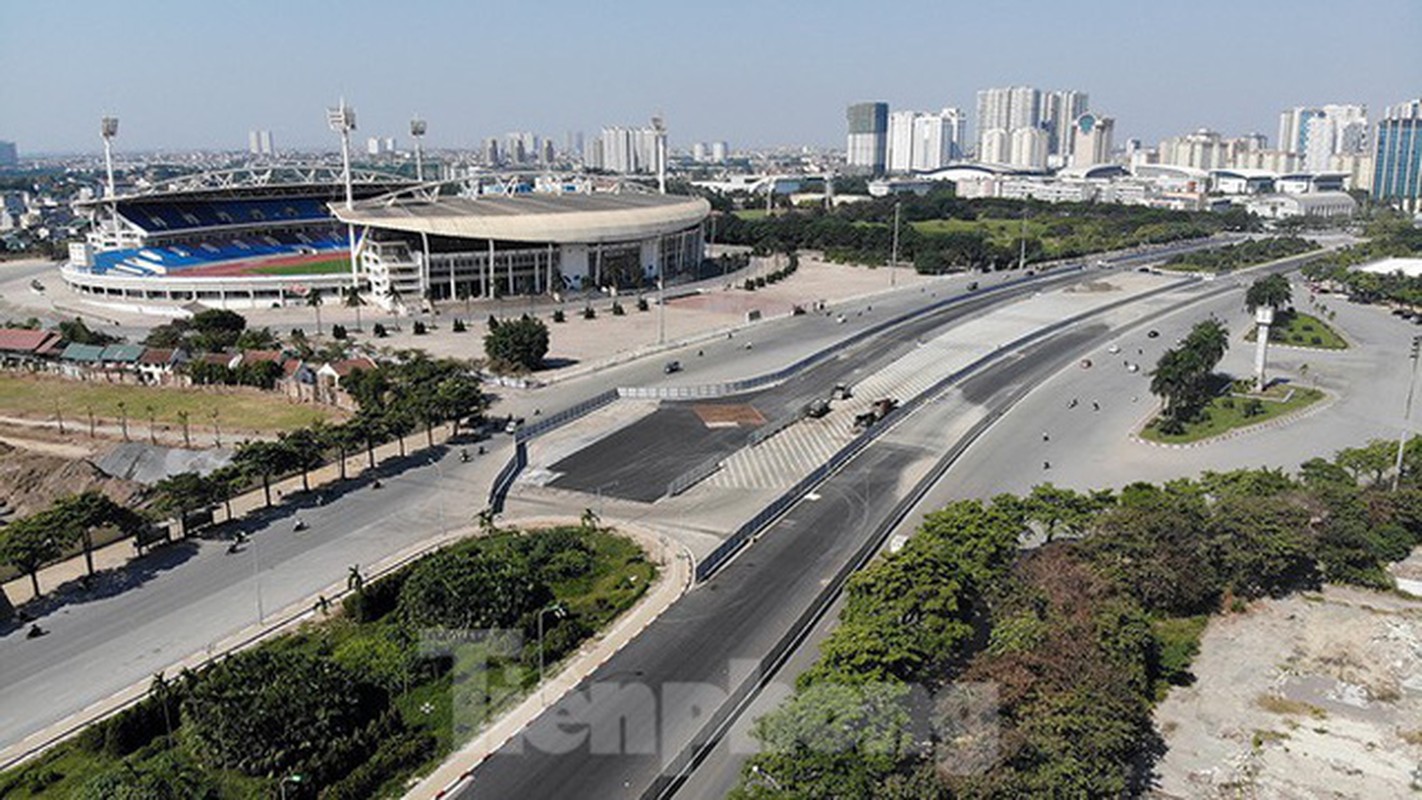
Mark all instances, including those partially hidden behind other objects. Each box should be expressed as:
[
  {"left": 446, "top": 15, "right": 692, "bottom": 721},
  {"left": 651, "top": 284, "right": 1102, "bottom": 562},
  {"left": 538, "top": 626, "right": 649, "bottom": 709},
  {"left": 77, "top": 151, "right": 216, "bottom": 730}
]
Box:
[
  {"left": 712, "top": 194, "right": 1255, "bottom": 273},
  {"left": 0, "top": 353, "right": 486, "bottom": 599},
  {"left": 1301, "top": 216, "right": 1422, "bottom": 306},
  {"left": 730, "top": 439, "right": 1422, "bottom": 798},
  {"left": 1160, "top": 235, "right": 1318, "bottom": 274}
]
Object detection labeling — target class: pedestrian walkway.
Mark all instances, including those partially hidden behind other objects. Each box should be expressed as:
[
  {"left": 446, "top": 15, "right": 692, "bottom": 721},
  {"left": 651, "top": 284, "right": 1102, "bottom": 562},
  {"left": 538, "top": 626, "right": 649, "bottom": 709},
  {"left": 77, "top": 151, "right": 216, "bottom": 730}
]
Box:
[{"left": 705, "top": 273, "right": 1173, "bottom": 492}]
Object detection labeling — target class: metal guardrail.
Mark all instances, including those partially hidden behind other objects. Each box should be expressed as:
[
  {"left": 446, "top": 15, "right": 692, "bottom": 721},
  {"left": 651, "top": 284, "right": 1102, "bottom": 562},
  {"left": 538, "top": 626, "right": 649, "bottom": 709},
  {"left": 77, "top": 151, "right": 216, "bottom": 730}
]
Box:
[
  {"left": 514, "top": 389, "right": 619, "bottom": 443},
  {"left": 487, "top": 441, "right": 527, "bottom": 514},
  {"left": 620, "top": 265, "right": 1086, "bottom": 403},
  {"left": 692, "top": 273, "right": 1200, "bottom": 583},
  {"left": 665, "top": 453, "right": 726, "bottom": 497}
]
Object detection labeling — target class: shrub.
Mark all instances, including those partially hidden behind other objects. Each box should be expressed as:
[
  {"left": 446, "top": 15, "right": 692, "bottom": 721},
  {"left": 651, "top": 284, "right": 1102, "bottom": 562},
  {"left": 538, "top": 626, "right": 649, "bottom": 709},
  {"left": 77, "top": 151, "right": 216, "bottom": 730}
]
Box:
[
  {"left": 396, "top": 545, "right": 552, "bottom": 630},
  {"left": 755, "top": 276, "right": 767, "bottom": 289},
  {"left": 412, "top": 320, "right": 428, "bottom": 336},
  {"left": 552, "top": 309, "right": 566, "bottom": 323},
  {"left": 743, "top": 279, "right": 756, "bottom": 291},
  {"left": 181, "top": 648, "right": 386, "bottom": 777},
  {"left": 452, "top": 318, "right": 467, "bottom": 333},
  {"left": 319, "top": 730, "right": 436, "bottom": 800},
  {"left": 582, "top": 305, "right": 596, "bottom": 319},
  {"left": 331, "top": 324, "right": 348, "bottom": 340},
  {"left": 1310, "top": 335, "right": 1323, "bottom": 345},
  {"left": 611, "top": 301, "right": 626, "bottom": 316},
  {"left": 342, "top": 563, "right": 414, "bottom": 623},
  {"left": 637, "top": 297, "right": 649, "bottom": 312},
  {"left": 372, "top": 322, "right": 388, "bottom": 338},
  {"left": 483, "top": 315, "right": 550, "bottom": 371},
  {"left": 1242, "top": 399, "right": 1265, "bottom": 418}
]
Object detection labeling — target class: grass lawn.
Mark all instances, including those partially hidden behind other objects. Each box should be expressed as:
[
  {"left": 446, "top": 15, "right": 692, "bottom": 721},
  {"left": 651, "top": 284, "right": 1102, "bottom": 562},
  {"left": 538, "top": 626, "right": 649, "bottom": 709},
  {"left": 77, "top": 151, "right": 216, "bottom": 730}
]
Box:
[
  {"left": 732, "top": 209, "right": 769, "bottom": 221},
  {"left": 0, "top": 525, "right": 655, "bottom": 800},
  {"left": 0, "top": 373, "right": 342, "bottom": 433},
  {"left": 248, "top": 256, "right": 351, "bottom": 276},
  {"left": 1140, "top": 385, "right": 1325, "bottom": 444},
  {"left": 1244, "top": 311, "right": 1347, "bottom": 350}
]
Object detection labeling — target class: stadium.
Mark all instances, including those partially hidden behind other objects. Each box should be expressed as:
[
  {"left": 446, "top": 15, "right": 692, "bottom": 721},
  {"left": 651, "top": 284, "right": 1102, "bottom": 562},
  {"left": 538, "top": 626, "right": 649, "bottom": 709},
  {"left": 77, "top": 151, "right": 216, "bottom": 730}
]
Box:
[
  {"left": 62, "top": 165, "right": 409, "bottom": 309},
  {"left": 62, "top": 168, "right": 712, "bottom": 313}
]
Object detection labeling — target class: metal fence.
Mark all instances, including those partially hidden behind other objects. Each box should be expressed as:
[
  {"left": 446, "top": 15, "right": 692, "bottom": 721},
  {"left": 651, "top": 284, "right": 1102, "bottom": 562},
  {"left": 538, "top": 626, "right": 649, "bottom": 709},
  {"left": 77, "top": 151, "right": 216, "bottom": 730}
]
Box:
[
  {"left": 486, "top": 441, "right": 527, "bottom": 514},
  {"left": 621, "top": 265, "right": 1084, "bottom": 403},
  {"left": 665, "top": 453, "right": 726, "bottom": 497},
  {"left": 514, "top": 389, "right": 619, "bottom": 443},
  {"left": 692, "top": 273, "right": 1199, "bottom": 583}
]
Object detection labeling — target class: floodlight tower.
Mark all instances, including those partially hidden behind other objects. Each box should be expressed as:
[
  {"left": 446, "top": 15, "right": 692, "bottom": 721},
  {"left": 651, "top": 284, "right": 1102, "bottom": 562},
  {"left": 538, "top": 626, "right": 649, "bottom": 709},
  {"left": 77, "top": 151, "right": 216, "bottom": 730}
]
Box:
[
  {"left": 651, "top": 114, "right": 667, "bottom": 194},
  {"left": 327, "top": 99, "right": 359, "bottom": 289},
  {"left": 410, "top": 116, "right": 427, "bottom": 182},
  {"left": 100, "top": 116, "right": 119, "bottom": 202}
]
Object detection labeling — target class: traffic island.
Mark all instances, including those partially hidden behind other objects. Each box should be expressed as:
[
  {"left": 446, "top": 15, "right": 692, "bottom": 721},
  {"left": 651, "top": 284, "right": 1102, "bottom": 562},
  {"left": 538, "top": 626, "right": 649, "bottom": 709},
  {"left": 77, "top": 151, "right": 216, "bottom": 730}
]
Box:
[
  {"left": 1138, "top": 380, "right": 1327, "bottom": 446},
  {"left": 1243, "top": 310, "right": 1348, "bottom": 350}
]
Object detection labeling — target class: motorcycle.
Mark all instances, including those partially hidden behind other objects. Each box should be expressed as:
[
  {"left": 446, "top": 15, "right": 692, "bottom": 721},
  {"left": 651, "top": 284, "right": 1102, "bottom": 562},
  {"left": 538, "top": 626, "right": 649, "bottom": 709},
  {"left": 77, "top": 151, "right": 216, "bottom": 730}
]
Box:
[{"left": 293, "top": 518, "right": 308, "bottom": 532}]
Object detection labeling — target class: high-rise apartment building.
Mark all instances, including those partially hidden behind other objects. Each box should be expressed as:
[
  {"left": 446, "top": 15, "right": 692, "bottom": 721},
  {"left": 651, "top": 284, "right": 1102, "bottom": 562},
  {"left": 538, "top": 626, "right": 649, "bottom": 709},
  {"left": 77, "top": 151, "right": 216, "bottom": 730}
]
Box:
[
  {"left": 979, "top": 128, "right": 1010, "bottom": 164},
  {"left": 887, "top": 111, "right": 917, "bottom": 173},
  {"left": 247, "top": 130, "right": 274, "bottom": 156},
  {"left": 1280, "top": 105, "right": 1369, "bottom": 171},
  {"left": 846, "top": 102, "right": 889, "bottom": 174},
  {"left": 912, "top": 109, "right": 965, "bottom": 171},
  {"left": 1009, "top": 126, "right": 1049, "bottom": 169},
  {"left": 592, "top": 126, "right": 663, "bottom": 173},
  {"left": 1069, "top": 113, "right": 1114, "bottom": 167},
  {"left": 1372, "top": 99, "right": 1422, "bottom": 211},
  {"left": 0, "top": 141, "right": 16, "bottom": 167},
  {"left": 1042, "top": 90, "right": 1088, "bottom": 156},
  {"left": 886, "top": 108, "right": 964, "bottom": 172},
  {"left": 711, "top": 141, "right": 728, "bottom": 162}
]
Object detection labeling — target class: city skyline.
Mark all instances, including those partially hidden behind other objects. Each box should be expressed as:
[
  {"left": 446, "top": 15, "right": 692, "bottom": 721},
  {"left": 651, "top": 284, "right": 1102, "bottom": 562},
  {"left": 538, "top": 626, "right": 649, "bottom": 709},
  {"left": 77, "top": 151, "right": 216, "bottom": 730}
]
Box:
[{"left": 1, "top": 0, "right": 1418, "bottom": 156}]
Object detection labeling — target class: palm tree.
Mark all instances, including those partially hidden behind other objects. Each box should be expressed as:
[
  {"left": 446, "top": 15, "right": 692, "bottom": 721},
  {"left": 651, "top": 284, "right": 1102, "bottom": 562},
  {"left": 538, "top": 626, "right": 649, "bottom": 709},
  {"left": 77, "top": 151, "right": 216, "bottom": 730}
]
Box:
[
  {"left": 117, "top": 401, "right": 129, "bottom": 441},
  {"left": 384, "top": 284, "right": 403, "bottom": 320},
  {"left": 177, "top": 410, "right": 191, "bottom": 447},
  {"left": 580, "top": 507, "right": 600, "bottom": 531},
  {"left": 210, "top": 408, "right": 221, "bottom": 447},
  {"left": 145, "top": 404, "right": 158, "bottom": 444},
  {"left": 346, "top": 564, "right": 364, "bottom": 592},
  {"left": 279, "top": 427, "right": 326, "bottom": 493},
  {"left": 151, "top": 471, "right": 213, "bottom": 537},
  {"left": 343, "top": 285, "right": 364, "bottom": 331},
  {"left": 233, "top": 439, "right": 297, "bottom": 507},
  {"left": 307, "top": 288, "right": 325, "bottom": 336},
  {"left": 1245, "top": 274, "right": 1293, "bottom": 314}
]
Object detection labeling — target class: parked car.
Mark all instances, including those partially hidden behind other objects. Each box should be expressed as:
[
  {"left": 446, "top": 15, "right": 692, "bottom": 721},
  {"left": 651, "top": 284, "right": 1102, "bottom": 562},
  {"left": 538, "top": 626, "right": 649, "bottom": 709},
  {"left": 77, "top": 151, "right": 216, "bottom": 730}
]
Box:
[{"left": 664, "top": 360, "right": 682, "bottom": 374}]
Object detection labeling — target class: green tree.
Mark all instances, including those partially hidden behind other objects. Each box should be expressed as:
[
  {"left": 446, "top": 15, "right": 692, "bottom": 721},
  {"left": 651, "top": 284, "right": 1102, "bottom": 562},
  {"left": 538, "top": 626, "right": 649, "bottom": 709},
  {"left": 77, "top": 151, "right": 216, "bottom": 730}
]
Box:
[
  {"left": 306, "top": 288, "right": 324, "bottom": 336},
  {"left": 396, "top": 545, "right": 550, "bottom": 631},
  {"left": 1208, "top": 495, "right": 1318, "bottom": 598},
  {"left": 233, "top": 439, "right": 299, "bottom": 507},
  {"left": 1245, "top": 273, "right": 1293, "bottom": 313},
  {"left": 151, "top": 471, "right": 218, "bottom": 537},
  {"left": 483, "top": 315, "right": 550, "bottom": 372},
  {"left": 0, "top": 512, "right": 69, "bottom": 596},
  {"left": 279, "top": 426, "right": 328, "bottom": 492},
  {"left": 1022, "top": 483, "right": 1113, "bottom": 542}
]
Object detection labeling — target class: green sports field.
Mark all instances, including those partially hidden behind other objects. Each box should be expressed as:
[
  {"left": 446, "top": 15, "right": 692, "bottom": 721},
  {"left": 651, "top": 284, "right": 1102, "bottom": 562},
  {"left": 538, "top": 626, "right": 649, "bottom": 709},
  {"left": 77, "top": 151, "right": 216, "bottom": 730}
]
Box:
[{"left": 249, "top": 256, "right": 351, "bottom": 276}]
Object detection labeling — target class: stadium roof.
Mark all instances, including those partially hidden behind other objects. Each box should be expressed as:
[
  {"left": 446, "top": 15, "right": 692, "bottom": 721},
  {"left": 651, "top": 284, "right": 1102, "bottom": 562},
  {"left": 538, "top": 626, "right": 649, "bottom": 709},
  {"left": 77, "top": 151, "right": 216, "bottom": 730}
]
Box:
[
  {"left": 330, "top": 192, "right": 710, "bottom": 244},
  {"left": 1357, "top": 257, "right": 1422, "bottom": 278}
]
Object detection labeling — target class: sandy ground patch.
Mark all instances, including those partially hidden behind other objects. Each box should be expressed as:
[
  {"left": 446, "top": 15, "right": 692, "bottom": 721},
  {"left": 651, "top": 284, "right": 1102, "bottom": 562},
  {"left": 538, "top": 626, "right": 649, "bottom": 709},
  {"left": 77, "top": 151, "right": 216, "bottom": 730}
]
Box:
[{"left": 1152, "top": 552, "right": 1422, "bottom": 799}]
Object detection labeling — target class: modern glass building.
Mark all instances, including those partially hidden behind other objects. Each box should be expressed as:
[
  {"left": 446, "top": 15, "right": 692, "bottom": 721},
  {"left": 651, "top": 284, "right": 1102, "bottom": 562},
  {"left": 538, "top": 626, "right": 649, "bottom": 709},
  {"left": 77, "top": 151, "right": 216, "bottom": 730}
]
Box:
[{"left": 1372, "top": 100, "right": 1422, "bottom": 212}]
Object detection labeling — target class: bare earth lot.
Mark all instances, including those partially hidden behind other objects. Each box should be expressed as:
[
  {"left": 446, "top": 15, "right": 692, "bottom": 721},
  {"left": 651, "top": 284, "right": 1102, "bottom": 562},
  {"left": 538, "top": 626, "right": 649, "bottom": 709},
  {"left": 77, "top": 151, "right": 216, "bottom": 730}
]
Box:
[{"left": 1153, "top": 549, "right": 1422, "bottom": 799}]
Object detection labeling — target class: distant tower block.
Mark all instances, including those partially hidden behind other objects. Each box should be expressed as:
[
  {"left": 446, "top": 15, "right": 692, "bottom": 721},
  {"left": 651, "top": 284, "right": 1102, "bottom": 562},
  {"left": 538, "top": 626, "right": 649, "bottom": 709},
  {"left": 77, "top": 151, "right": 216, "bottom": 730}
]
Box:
[{"left": 1253, "top": 305, "right": 1275, "bottom": 388}]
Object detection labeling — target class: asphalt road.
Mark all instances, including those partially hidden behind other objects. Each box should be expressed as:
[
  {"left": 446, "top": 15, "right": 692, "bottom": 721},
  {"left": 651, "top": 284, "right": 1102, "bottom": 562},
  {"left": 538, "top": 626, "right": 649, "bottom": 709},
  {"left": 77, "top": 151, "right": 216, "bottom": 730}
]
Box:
[
  {"left": 455, "top": 277, "right": 1210, "bottom": 800},
  {"left": 546, "top": 240, "right": 1225, "bottom": 502},
  {"left": 0, "top": 442, "right": 504, "bottom": 754},
  {"left": 667, "top": 247, "right": 1349, "bottom": 799}
]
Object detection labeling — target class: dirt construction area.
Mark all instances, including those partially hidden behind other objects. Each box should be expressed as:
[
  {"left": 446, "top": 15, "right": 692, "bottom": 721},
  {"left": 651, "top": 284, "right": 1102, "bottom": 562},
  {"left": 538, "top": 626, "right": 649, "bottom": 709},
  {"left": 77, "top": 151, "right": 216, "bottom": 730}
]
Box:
[{"left": 1153, "top": 550, "right": 1422, "bottom": 799}]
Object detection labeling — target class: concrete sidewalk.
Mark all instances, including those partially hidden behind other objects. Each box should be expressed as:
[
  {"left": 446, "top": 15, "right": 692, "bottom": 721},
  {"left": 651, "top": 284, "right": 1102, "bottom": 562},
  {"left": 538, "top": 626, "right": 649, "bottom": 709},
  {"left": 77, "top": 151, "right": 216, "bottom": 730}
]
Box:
[
  {"left": 2, "top": 422, "right": 494, "bottom": 607},
  {"left": 403, "top": 518, "right": 693, "bottom": 800}
]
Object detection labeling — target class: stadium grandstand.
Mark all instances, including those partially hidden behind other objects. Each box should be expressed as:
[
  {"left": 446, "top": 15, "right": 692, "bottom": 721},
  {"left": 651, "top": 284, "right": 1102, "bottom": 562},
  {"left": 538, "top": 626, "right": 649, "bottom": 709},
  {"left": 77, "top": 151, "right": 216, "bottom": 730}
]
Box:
[
  {"left": 329, "top": 173, "right": 710, "bottom": 310},
  {"left": 62, "top": 164, "right": 409, "bottom": 308},
  {"left": 62, "top": 167, "right": 711, "bottom": 314}
]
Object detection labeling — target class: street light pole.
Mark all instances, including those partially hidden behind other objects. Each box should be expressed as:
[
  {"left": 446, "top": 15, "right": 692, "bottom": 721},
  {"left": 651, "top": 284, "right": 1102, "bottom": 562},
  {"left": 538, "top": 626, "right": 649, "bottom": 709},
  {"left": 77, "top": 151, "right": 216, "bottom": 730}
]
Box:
[
  {"left": 1393, "top": 335, "right": 1421, "bottom": 490},
  {"left": 537, "top": 603, "right": 566, "bottom": 705},
  {"left": 890, "top": 199, "right": 901, "bottom": 288}
]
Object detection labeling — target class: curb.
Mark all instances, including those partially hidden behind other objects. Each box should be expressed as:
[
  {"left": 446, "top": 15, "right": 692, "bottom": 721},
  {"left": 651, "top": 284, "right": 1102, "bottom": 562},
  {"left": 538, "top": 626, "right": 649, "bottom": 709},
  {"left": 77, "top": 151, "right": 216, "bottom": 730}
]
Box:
[{"left": 1130, "top": 389, "right": 1335, "bottom": 449}]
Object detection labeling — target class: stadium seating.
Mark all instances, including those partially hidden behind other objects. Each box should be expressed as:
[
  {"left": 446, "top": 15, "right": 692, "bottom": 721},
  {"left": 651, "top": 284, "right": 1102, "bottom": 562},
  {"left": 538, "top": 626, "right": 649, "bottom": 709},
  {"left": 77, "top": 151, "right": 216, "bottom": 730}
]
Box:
[
  {"left": 88, "top": 225, "right": 347, "bottom": 276},
  {"left": 118, "top": 197, "right": 331, "bottom": 234}
]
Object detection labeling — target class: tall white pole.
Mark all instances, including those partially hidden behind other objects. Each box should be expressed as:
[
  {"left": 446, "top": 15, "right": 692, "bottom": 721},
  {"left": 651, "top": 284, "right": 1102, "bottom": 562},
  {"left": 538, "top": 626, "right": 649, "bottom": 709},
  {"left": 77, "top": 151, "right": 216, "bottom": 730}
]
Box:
[
  {"left": 101, "top": 117, "right": 119, "bottom": 241},
  {"left": 890, "top": 200, "right": 900, "bottom": 288},
  {"left": 1253, "top": 306, "right": 1274, "bottom": 389},
  {"left": 1394, "top": 335, "right": 1421, "bottom": 490},
  {"left": 658, "top": 236, "right": 666, "bottom": 346},
  {"left": 411, "top": 116, "right": 427, "bottom": 183},
  {"left": 329, "top": 99, "right": 359, "bottom": 292}
]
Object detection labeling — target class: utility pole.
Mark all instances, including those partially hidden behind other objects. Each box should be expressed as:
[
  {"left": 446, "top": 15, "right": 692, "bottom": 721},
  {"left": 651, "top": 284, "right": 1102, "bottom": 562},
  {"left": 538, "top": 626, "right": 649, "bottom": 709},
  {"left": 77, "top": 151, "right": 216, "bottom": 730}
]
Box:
[
  {"left": 1018, "top": 203, "right": 1027, "bottom": 271},
  {"left": 890, "top": 199, "right": 901, "bottom": 288},
  {"left": 1393, "top": 334, "right": 1421, "bottom": 490}
]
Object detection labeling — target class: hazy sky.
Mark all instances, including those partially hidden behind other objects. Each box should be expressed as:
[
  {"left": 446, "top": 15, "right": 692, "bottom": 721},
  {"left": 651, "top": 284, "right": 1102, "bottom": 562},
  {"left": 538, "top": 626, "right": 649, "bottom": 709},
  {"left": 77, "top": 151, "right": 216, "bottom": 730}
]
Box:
[{"left": 2, "top": 0, "right": 1418, "bottom": 155}]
